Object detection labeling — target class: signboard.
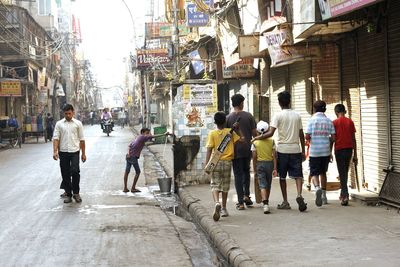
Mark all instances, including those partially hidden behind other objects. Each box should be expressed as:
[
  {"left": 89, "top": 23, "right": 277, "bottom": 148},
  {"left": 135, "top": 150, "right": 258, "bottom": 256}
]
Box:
[
  {"left": 222, "top": 59, "right": 256, "bottom": 79},
  {"left": 145, "top": 22, "right": 190, "bottom": 38},
  {"left": 136, "top": 49, "right": 171, "bottom": 68},
  {"left": 319, "top": 0, "right": 383, "bottom": 20},
  {"left": 262, "top": 28, "right": 320, "bottom": 67},
  {"left": 238, "top": 35, "right": 268, "bottom": 59},
  {"left": 0, "top": 80, "right": 22, "bottom": 96},
  {"left": 293, "top": 0, "right": 323, "bottom": 42},
  {"left": 187, "top": 0, "right": 212, "bottom": 27}
]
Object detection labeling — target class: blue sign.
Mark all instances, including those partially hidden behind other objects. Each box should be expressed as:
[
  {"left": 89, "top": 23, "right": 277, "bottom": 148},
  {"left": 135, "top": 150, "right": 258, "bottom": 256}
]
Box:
[{"left": 186, "top": 0, "right": 213, "bottom": 27}]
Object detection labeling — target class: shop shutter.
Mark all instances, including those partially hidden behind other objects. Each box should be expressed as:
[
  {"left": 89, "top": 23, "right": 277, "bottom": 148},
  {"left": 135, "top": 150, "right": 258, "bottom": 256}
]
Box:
[
  {"left": 341, "top": 35, "right": 364, "bottom": 189},
  {"left": 269, "top": 66, "right": 288, "bottom": 118},
  {"left": 311, "top": 43, "right": 340, "bottom": 119},
  {"left": 388, "top": 1, "right": 400, "bottom": 171},
  {"left": 357, "top": 26, "right": 388, "bottom": 193},
  {"left": 289, "top": 61, "right": 312, "bottom": 130}
]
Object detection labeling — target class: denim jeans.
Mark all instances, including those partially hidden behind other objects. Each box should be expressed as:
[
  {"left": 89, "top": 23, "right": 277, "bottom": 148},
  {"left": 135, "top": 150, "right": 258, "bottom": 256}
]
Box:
[
  {"left": 335, "top": 148, "right": 353, "bottom": 197},
  {"left": 59, "top": 151, "right": 80, "bottom": 196},
  {"left": 232, "top": 157, "right": 251, "bottom": 204}
]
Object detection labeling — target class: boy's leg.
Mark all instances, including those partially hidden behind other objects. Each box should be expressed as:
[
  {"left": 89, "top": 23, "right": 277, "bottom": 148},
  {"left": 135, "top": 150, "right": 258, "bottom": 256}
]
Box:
[
  {"left": 221, "top": 192, "right": 228, "bottom": 209},
  {"left": 123, "top": 171, "right": 130, "bottom": 192},
  {"left": 279, "top": 179, "right": 288, "bottom": 202},
  {"left": 212, "top": 190, "right": 220, "bottom": 203},
  {"left": 131, "top": 157, "right": 141, "bottom": 192}
]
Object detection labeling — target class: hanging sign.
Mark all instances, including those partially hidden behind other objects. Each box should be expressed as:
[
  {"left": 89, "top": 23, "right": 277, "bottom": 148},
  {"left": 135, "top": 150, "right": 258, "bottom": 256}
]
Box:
[
  {"left": 0, "top": 80, "right": 22, "bottom": 96},
  {"left": 319, "top": 0, "right": 384, "bottom": 20}
]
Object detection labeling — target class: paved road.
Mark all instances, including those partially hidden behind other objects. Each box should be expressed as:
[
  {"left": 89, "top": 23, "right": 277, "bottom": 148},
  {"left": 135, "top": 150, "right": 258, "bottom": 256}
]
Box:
[{"left": 0, "top": 125, "right": 213, "bottom": 266}]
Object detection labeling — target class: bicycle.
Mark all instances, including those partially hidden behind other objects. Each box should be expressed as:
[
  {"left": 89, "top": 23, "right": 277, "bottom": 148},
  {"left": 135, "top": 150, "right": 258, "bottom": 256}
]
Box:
[{"left": 0, "top": 127, "right": 22, "bottom": 149}]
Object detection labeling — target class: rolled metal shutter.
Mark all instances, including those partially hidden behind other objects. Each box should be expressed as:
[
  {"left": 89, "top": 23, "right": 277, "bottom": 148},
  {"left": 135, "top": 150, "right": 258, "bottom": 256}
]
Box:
[
  {"left": 388, "top": 1, "right": 400, "bottom": 171},
  {"left": 269, "top": 66, "right": 288, "bottom": 119},
  {"left": 357, "top": 26, "right": 388, "bottom": 193},
  {"left": 340, "top": 35, "right": 364, "bottom": 189},
  {"left": 311, "top": 43, "right": 341, "bottom": 119},
  {"left": 290, "top": 61, "right": 312, "bottom": 130}
]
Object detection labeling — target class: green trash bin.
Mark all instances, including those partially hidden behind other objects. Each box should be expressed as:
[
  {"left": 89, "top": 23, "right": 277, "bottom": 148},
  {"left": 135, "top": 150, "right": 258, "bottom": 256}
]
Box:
[{"left": 153, "top": 125, "right": 167, "bottom": 144}]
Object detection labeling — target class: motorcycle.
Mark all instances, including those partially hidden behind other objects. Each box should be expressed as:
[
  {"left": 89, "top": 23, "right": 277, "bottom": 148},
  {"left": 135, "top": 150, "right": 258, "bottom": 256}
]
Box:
[{"left": 102, "top": 119, "right": 113, "bottom": 136}]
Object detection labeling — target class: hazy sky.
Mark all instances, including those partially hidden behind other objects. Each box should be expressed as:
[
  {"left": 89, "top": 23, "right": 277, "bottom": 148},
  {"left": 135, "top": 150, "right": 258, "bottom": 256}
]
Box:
[{"left": 74, "top": 0, "right": 148, "bottom": 88}]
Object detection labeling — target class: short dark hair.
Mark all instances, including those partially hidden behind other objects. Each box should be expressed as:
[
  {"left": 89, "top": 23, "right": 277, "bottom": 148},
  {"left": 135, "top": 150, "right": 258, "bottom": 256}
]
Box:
[
  {"left": 334, "top": 104, "right": 346, "bottom": 113},
  {"left": 314, "top": 100, "right": 326, "bottom": 113},
  {"left": 231, "top": 94, "right": 245, "bottom": 107},
  {"left": 140, "top": 128, "right": 150, "bottom": 134},
  {"left": 278, "top": 91, "right": 291, "bottom": 107},
  {"left": 214, "top": 111, "right": 226, "bottom": 126},
  {"left": 63, "top": 104, "right": 74, "bottom": 112}
]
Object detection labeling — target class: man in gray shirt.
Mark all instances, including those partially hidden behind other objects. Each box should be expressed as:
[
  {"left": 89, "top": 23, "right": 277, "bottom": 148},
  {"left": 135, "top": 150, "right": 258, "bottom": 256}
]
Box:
[{"left": 226, "top": 94, "right": 257, "bottom": 210}]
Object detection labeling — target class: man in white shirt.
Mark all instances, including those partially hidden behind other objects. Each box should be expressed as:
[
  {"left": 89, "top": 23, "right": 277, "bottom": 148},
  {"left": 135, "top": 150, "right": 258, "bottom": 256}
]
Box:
[
  {"left": 252, "top": 91, "right": 307, "bottom": 212},
  {"left": 53, "top": 104, "right": 86, "bottom": 203}
]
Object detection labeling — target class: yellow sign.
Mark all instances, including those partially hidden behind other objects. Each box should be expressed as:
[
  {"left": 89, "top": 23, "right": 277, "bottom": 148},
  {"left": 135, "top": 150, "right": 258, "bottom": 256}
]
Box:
[{"left": 0, "top": 81, "right": 22, "bottom": 96}]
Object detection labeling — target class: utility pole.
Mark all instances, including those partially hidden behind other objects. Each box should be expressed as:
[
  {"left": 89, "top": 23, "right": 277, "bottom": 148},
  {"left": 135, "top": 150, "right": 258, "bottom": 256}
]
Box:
[{"left": 169, "top": 0, "right": 180, "bottom": 132}]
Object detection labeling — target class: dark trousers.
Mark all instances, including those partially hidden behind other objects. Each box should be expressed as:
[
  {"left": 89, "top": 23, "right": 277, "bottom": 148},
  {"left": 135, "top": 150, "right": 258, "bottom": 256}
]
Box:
[
  {"left": 59, "top": 151, "right": 80, "bottom": 196},
  {"left": 232, "top": 157, "right": 251, "bottom": 204},
  {"left": 335, "top": 148, "right": 353, "bottom": 197}
]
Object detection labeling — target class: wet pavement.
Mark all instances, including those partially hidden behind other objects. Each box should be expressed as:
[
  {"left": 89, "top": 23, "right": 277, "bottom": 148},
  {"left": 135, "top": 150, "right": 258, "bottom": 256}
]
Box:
[{"left": 0, "top": 124, "right": 218, "bottom": 266}]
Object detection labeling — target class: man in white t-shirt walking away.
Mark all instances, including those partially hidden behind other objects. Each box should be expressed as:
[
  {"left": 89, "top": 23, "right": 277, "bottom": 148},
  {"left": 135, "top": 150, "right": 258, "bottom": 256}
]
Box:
[{"left": 252, "top": 91, "right": 307, "bottom": 212}]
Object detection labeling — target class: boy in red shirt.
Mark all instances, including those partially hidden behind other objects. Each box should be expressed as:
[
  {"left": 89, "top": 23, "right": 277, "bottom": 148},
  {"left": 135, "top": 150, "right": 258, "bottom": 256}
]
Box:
[{"left": 333, "top": 104, "right": 358, "bottom": 206}]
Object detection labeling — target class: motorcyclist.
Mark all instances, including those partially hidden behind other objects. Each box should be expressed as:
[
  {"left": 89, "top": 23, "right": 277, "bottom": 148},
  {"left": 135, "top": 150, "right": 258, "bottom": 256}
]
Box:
[{"left": 100, "top": 108, "right": 113, "bottom": 130}]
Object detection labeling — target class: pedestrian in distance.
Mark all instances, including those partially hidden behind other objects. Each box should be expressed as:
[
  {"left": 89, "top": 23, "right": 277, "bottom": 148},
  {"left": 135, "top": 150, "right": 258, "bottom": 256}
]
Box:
[
  {"left": 251, "top": 120, "right": 277, "bottom": 214},
  {"left": 45, "top": 113, "right": 54, "bottom": 142},
  {"left": 305, "top": 100, "right": 336, "bottom": 207},
  {"left": 333, "top": 104, "right": 358, "bottom": 206},
  {"left": 89, "top": 110, "right": 95, "bottom": 126},
  {"left": 252, "top": 91, "right": 307, "bottom": 212},
  {"left": 205, "top": 111, "right": 242, "bottom": 221},
  {"left": 123, "top": 128, "right": 171, "bottom": 193},
  {"left": 53, "top": 104, "right": 86, "bottom": 204},
  {"left": 226, "top": 94, "right": 257, "bottom": 210}
]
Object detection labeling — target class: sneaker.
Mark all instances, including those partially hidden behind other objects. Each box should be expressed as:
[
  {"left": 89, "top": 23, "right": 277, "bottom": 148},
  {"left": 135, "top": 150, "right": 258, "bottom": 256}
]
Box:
[
  {"left": 244, "top": 196, "right": 253, "bottom": 206},
  {"left": 341, "top": 196, "right": 349, "bottom": 206},
  {"left": 296, "top": 196, "right": 307, "bottom": 212},
  {"left": 306, "top": 184, "right": 311, "bottom": 191},
  {"left": 277, "top": 201, "right": 291, "bottom": 209},
  {"left": 263, "top": 204, "right": 270, "bottom": 214},
  {"left": 213, "top": 202, "right": 221, "bottom": 221},
  {"left": 73, "top": 194, "right": 82, "bottom": 203},
  {"left": 322, "top": 190, "right": 328, "bottom": 205},
  {"left": 60, "top": 192, "right": 68, "bottom": 198},
  {"left": 64, "top": 196, "right": 72, "bottom": 203},
  {"left": 315, "top": 188, "right": 323, "bottom": 207},
  {"left": 236, "top": 203, "right": 245, "bottom": 210},
  {"left": 221, "top": 208, "right": 229, "bottom": 217}
]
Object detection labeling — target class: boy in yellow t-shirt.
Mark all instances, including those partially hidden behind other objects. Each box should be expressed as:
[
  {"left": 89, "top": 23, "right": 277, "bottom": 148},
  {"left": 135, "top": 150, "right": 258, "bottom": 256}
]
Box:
[
  {"left": 251, "top": 121, "right": 277, "bottom": 214},
  {"left": 205, "top": 111, "right": 241, "bottom": 221}
]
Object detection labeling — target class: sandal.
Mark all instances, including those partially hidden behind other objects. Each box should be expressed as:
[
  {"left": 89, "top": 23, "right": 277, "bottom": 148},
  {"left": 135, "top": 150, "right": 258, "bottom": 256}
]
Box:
[
  {"left": 131, "top": 189, "right": 141, "bottom": 193},
  {"left": 236, "top": 203, "right": 245, "bottom": 210},
  {"left": 277, "top": 201, "right": 291, "bottom": 210}
]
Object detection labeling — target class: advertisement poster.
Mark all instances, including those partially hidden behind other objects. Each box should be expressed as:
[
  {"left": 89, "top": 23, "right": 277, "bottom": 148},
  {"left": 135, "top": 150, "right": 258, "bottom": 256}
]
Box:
[
  {"left": 175, "top": 83, "right": 217, "bottom": 127},
  {"left": 319, "top": 0, "right": 383, "bottom": 20}
]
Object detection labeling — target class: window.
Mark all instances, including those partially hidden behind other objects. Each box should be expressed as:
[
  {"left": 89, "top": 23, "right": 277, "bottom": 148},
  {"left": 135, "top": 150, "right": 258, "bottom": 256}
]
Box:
[{"left": 38, "top": 0, "right": 51, "bottom": 15}]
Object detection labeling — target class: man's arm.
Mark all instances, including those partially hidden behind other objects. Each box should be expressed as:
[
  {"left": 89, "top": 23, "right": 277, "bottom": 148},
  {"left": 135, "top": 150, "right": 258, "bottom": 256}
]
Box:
[
  {"left": 80, "top": 140, "right": 86, "bottom": 162},
  {"left": 252, "top": 127, "right": 276, "bottom": 142},
  {"left": 299, "top": 129, "right": 306, "bottom": 161},
  {"left": 352, "top": 133, "right": 358, "bottom": 164},
  {"left": 330, "top": 134, "right": 336, "bottom": 162},
  {"left": 53, "top": 139, "right": 59, "bottom": 160}
]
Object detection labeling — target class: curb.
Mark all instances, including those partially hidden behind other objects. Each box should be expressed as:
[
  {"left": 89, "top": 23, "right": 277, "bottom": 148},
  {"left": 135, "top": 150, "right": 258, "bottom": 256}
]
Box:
[{"left": 179, "top": 188, "right": 257, "bottom": 267}]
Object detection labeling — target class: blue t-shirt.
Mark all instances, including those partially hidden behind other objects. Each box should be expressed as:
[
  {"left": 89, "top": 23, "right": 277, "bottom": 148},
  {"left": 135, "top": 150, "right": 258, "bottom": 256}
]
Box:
[{"left": 306, "top": 113, "right": 335, "bottom": 157}]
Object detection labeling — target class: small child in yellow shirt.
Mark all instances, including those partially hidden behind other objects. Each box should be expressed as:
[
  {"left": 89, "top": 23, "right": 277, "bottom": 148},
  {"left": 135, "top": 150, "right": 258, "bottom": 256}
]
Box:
[
  {"left": 251, "top": 121, "right": 277, "bottom": 214},
  {"left": 205, "top": 111, "right": 241, "bottom": 221}
]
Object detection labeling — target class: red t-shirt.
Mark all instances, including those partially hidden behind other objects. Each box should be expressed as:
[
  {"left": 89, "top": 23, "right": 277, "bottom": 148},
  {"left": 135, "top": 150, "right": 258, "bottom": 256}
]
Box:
[{"left": 333, "top": 117, "right": 356, "bottom": 151}]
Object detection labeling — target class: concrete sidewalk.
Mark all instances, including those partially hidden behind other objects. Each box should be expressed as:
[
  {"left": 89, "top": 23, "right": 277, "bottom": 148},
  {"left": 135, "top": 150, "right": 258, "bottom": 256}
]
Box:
[{"left": 139, "top": 125, "right": 400, "bottom": 267}]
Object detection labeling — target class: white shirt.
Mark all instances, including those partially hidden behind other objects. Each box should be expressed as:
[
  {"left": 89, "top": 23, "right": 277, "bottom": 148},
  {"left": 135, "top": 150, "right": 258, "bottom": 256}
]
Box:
[
  {"left": 270, "top": 109, "right": 303, "bottom": 154},
  {"left": 53, "top": 118, "right": 85, "bottom": 153}
]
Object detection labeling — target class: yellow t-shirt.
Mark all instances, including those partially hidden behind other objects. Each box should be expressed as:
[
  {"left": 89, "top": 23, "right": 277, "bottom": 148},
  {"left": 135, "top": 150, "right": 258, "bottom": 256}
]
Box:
[
  {"left": 206, "top": 128, "right": 240, "bottom": 161},
  {"left": 251, "top": 138, "right": 275, "bottom": 161}
]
